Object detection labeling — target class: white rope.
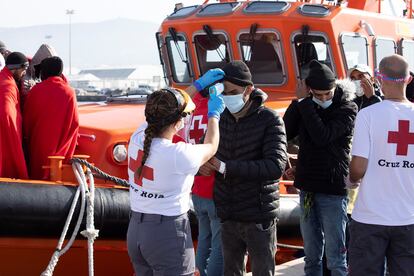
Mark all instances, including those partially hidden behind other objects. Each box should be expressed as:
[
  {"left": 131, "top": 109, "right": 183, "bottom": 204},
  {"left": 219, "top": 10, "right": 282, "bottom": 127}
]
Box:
[
  {"left": 81, "top": 168, "right": 99, "bottom": 276},
  {"left": 41, "top": 163, "right": 87, "bottom": 276}
]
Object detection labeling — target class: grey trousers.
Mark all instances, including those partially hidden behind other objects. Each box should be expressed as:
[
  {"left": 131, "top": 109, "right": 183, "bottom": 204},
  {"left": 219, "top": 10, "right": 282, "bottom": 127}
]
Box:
[
  {"left": 221, "top": 219, "right": 277, "bottom": 276},
  {"left": 349, "top": 220, "right": 414, "bottom": 276},
  {"left": 127, "top": 211, "right": 195, "bottom": 276}
]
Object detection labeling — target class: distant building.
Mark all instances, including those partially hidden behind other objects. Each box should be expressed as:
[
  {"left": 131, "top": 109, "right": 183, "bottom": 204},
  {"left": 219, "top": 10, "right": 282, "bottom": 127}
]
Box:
[
  {"left": 72, "top": 66, "right": 164, "bottom": 90},
  {"left": 68, "top": 73, "right": 101, "bottom": 90}
]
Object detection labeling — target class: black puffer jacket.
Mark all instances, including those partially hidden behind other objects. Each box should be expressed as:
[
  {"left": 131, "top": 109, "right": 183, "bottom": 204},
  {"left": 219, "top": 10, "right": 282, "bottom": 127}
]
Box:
[
  {"left": 214, "top": 89, "right": 287, "bottom": 223},
  {"left": 283, "top": 80, "right": 358, "bottom": 196}
]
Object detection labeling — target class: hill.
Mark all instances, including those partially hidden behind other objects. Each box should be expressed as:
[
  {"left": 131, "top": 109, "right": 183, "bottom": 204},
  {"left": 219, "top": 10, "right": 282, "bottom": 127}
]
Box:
[{"left": 0, "top": 18, "right": 161, "bottom": 69}]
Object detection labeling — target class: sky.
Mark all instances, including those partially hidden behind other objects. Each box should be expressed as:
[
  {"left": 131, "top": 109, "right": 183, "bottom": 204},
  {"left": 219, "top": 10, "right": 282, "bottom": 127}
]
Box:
[{"left": 1, "top": 0, "right": 202, "bottom": 28}]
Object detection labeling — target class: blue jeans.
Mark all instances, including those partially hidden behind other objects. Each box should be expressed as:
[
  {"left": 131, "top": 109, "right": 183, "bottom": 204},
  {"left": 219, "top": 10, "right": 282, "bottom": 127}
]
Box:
[
  {"left": 192, "top": 194, "right": 224, "bottom": 276},
  {"left": 300, "top": 192, "right": 348, "bottom": 276}
]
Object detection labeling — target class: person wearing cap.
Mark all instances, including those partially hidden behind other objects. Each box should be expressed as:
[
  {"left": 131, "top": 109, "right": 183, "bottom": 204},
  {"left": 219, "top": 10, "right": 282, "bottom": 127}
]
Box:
[
  {"left": 283, "top": 60, "right": 358, "bottom": 276},
  {"left": 348, "top": 64, "right": 382, "bottom": 110},
  {"left": 0, "top": 52, "right": 29, "bottom": 179},
  {"left": 127, "top": 85, "right": 225, "bottom": 275},
  {"left": 23, "top": 56, "right": 79, "bottom": 180},
  {"left": 201, "top": 60, "right": 287, "bottom": 275},
  {"left": 346, "top": 64, "right": 383, "bottom": 269},
  {"left": 347, "top": 55, "right": 414, "bottom": 275}
]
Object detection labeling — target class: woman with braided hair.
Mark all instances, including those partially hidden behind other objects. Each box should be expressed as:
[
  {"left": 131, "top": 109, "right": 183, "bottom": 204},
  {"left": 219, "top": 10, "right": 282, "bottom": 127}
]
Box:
[{"left": 127, "top": 84, "right": 225, "bottom": 276}]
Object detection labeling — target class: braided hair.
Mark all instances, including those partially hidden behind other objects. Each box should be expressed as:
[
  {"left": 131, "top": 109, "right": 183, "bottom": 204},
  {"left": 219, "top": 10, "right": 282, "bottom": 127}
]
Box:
[{"left": 136, "top": 89, "right": 186, "bottom": 176}]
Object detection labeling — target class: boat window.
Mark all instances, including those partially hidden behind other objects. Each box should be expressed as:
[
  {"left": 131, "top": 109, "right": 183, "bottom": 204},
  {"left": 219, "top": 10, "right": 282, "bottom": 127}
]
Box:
[
  {"left": 168, "top": 5, "right": 199, "bottom": 19},
  {"left": 244, "top": 1, "right": 290, "bottom": 14},
  {"left": 340, "top": 34, "right": 369, "bottom": 69},
  {"left": 293, "top": 34, "right": 334, "bottom": 79},
  {"left": 401, "top": 39, "right": 414, "bottom": 71},
  {"left": 156, "top": 32, "right": 169, "bottom": 85},
  {"left": 165, "top": 34, "right": 192, "bottom": 84},
  {"left": 194, "top": 33, "right": 230, "bottom": 76},
  {"left": 198, "top": 2, "right": 240, "bottom": 16},
  {"left": 298, "top": 4, "right": 330, "bottom": 17},
  {"left": 239, "top": 32, "right": 285, "bottom": 85},
  {"left": 374, "top": 38, "right": 396, "bottom": 69}
]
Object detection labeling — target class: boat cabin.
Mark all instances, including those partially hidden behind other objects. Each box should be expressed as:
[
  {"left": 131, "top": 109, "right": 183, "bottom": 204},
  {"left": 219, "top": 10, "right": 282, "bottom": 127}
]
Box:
[{"left": 156, "top": 0, "right": 414, "bottom": 110}]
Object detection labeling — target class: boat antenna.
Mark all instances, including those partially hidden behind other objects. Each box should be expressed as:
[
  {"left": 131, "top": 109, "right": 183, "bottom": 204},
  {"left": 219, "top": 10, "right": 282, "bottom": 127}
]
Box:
[
  {"left": 202, "top": 24, "right": 228, "bottom": 62},
  {"left": 246, "top": 23, "right": 258, "bottom": 61},
  {"left": 168, "top": 27, "right": 193, "bottom": 77}
]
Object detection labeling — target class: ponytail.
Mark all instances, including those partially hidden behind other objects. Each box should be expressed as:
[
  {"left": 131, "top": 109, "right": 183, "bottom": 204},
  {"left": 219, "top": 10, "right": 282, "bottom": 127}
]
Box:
[{"left": 136, "top": 124, "right": 155, "bottom": 177}]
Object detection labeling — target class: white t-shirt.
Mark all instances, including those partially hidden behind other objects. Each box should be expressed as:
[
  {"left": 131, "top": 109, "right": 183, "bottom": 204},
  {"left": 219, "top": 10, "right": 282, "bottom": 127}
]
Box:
[
  {"left": 128, "top": 124, "right": 204, "bottom": 216},
  {"left": 351, "top": 100, "right": 414, "bottom": 226}
]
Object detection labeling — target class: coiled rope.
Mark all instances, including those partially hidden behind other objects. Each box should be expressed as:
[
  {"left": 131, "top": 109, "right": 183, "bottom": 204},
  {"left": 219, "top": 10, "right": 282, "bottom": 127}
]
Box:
[{"left": 41, "top": 161, "right": 100, "bottom": 276}]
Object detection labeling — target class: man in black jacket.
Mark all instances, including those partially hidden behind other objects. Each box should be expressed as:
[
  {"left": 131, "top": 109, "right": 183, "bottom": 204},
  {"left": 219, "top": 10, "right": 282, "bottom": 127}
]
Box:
[
  {"left": 283, "top": 60, "right": 357, "bottom": 276},
  {"left": 204, "top": 60, "right": 287, "bottom": 276}
]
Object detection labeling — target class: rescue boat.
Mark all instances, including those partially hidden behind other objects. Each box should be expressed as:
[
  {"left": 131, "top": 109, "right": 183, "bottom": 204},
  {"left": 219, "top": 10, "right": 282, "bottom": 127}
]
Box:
[{"left": 1, "top": 0, "right": 413, "bottom": 275}]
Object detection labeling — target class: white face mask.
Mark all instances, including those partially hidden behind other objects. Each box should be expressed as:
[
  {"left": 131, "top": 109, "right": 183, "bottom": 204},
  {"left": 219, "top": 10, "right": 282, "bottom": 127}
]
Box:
[
  {"left": 353, "top": 80, "right": 364, "bottom": 97},
  {"left": 222, "top": 87, "right": 247, "bottom": 113},
  {"left": 312, "top": 97, "right": 333, "bottom": 109}
]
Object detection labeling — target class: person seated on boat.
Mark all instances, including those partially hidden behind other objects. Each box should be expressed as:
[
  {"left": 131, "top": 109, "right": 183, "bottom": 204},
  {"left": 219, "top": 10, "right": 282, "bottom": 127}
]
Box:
[
  {"left": 202, "top": 60, "right": 287, "bottom": 276},
  {"left": 406, "top": 71, "right": 414, "bottom": 102},
  {"left": 0, "top": 52, "right": 29, "bottom": 179},
  {"left": 126, "top": 83, "right": 225, "bottom": 275},
  {"left": 348, "top": 64, "right": 382, "bottom": 110},
  {"left": 23, "top": 56, "right": 79, "bottom": 180},
  {"left": 283, "top": 60, "right": 358, "bottom": 276},
  {"left": 296, "top": 42, "right": 318, "bottom": 79}
]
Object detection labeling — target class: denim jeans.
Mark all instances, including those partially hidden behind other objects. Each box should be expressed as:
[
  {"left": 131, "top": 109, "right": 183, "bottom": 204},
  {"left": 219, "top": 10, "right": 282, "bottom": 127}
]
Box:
[
  {"left": 221, "top": 219, "right": 277, "bottom": 276},
  {"left": 192, "top": 194, "right": 224, "bottom": 276},
  {"left": 300, "top": 192, "right": 348, "bottom": 276}
]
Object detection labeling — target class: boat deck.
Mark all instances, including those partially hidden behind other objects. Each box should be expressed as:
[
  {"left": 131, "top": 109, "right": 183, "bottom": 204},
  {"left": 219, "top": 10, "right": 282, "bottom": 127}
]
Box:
[{"left": 246, "top": 257, "right": 304, "bottom": 276}]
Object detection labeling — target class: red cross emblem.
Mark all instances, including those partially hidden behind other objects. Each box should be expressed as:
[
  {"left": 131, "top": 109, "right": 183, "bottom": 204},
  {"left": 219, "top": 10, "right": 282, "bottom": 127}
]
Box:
[
  {"left": 189, "top": 115, "right": 207, "bottom": 144},
  {"left": 387, "top": 120, "right": 414, "bottom": 156},
  {"left": 129, "top": 150, "right": 154, "bottom": 186}
]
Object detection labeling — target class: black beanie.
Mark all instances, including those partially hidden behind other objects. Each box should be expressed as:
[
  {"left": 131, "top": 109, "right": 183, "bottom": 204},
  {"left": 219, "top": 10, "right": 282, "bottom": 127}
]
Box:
[
  {"left": 5, "top": 52, "right": 29, "bottom": 69},
  {"left": 305, "top": 60, "right": 336, "bottom": 90},
  {"left": 40, "top": 56, "right": 63, "bottom": 80},
  {"left": 223, "top": 60, "right": 253, "bottom": 86}
]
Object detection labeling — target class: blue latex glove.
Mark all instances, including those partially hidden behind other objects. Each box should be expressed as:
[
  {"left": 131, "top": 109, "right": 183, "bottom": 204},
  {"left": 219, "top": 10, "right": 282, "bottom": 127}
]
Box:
[
  {"left": 207, "top": 93, "right": 225, "bottom": 119},
  {"left": 194, "top": 68, "right": 225, "bottom": 91}
]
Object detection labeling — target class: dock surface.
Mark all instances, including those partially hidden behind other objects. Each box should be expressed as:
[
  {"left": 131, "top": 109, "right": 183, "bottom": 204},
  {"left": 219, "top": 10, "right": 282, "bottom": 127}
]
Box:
[{"left": 246, "top": 257, "right": 304, "bottom": 276}]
